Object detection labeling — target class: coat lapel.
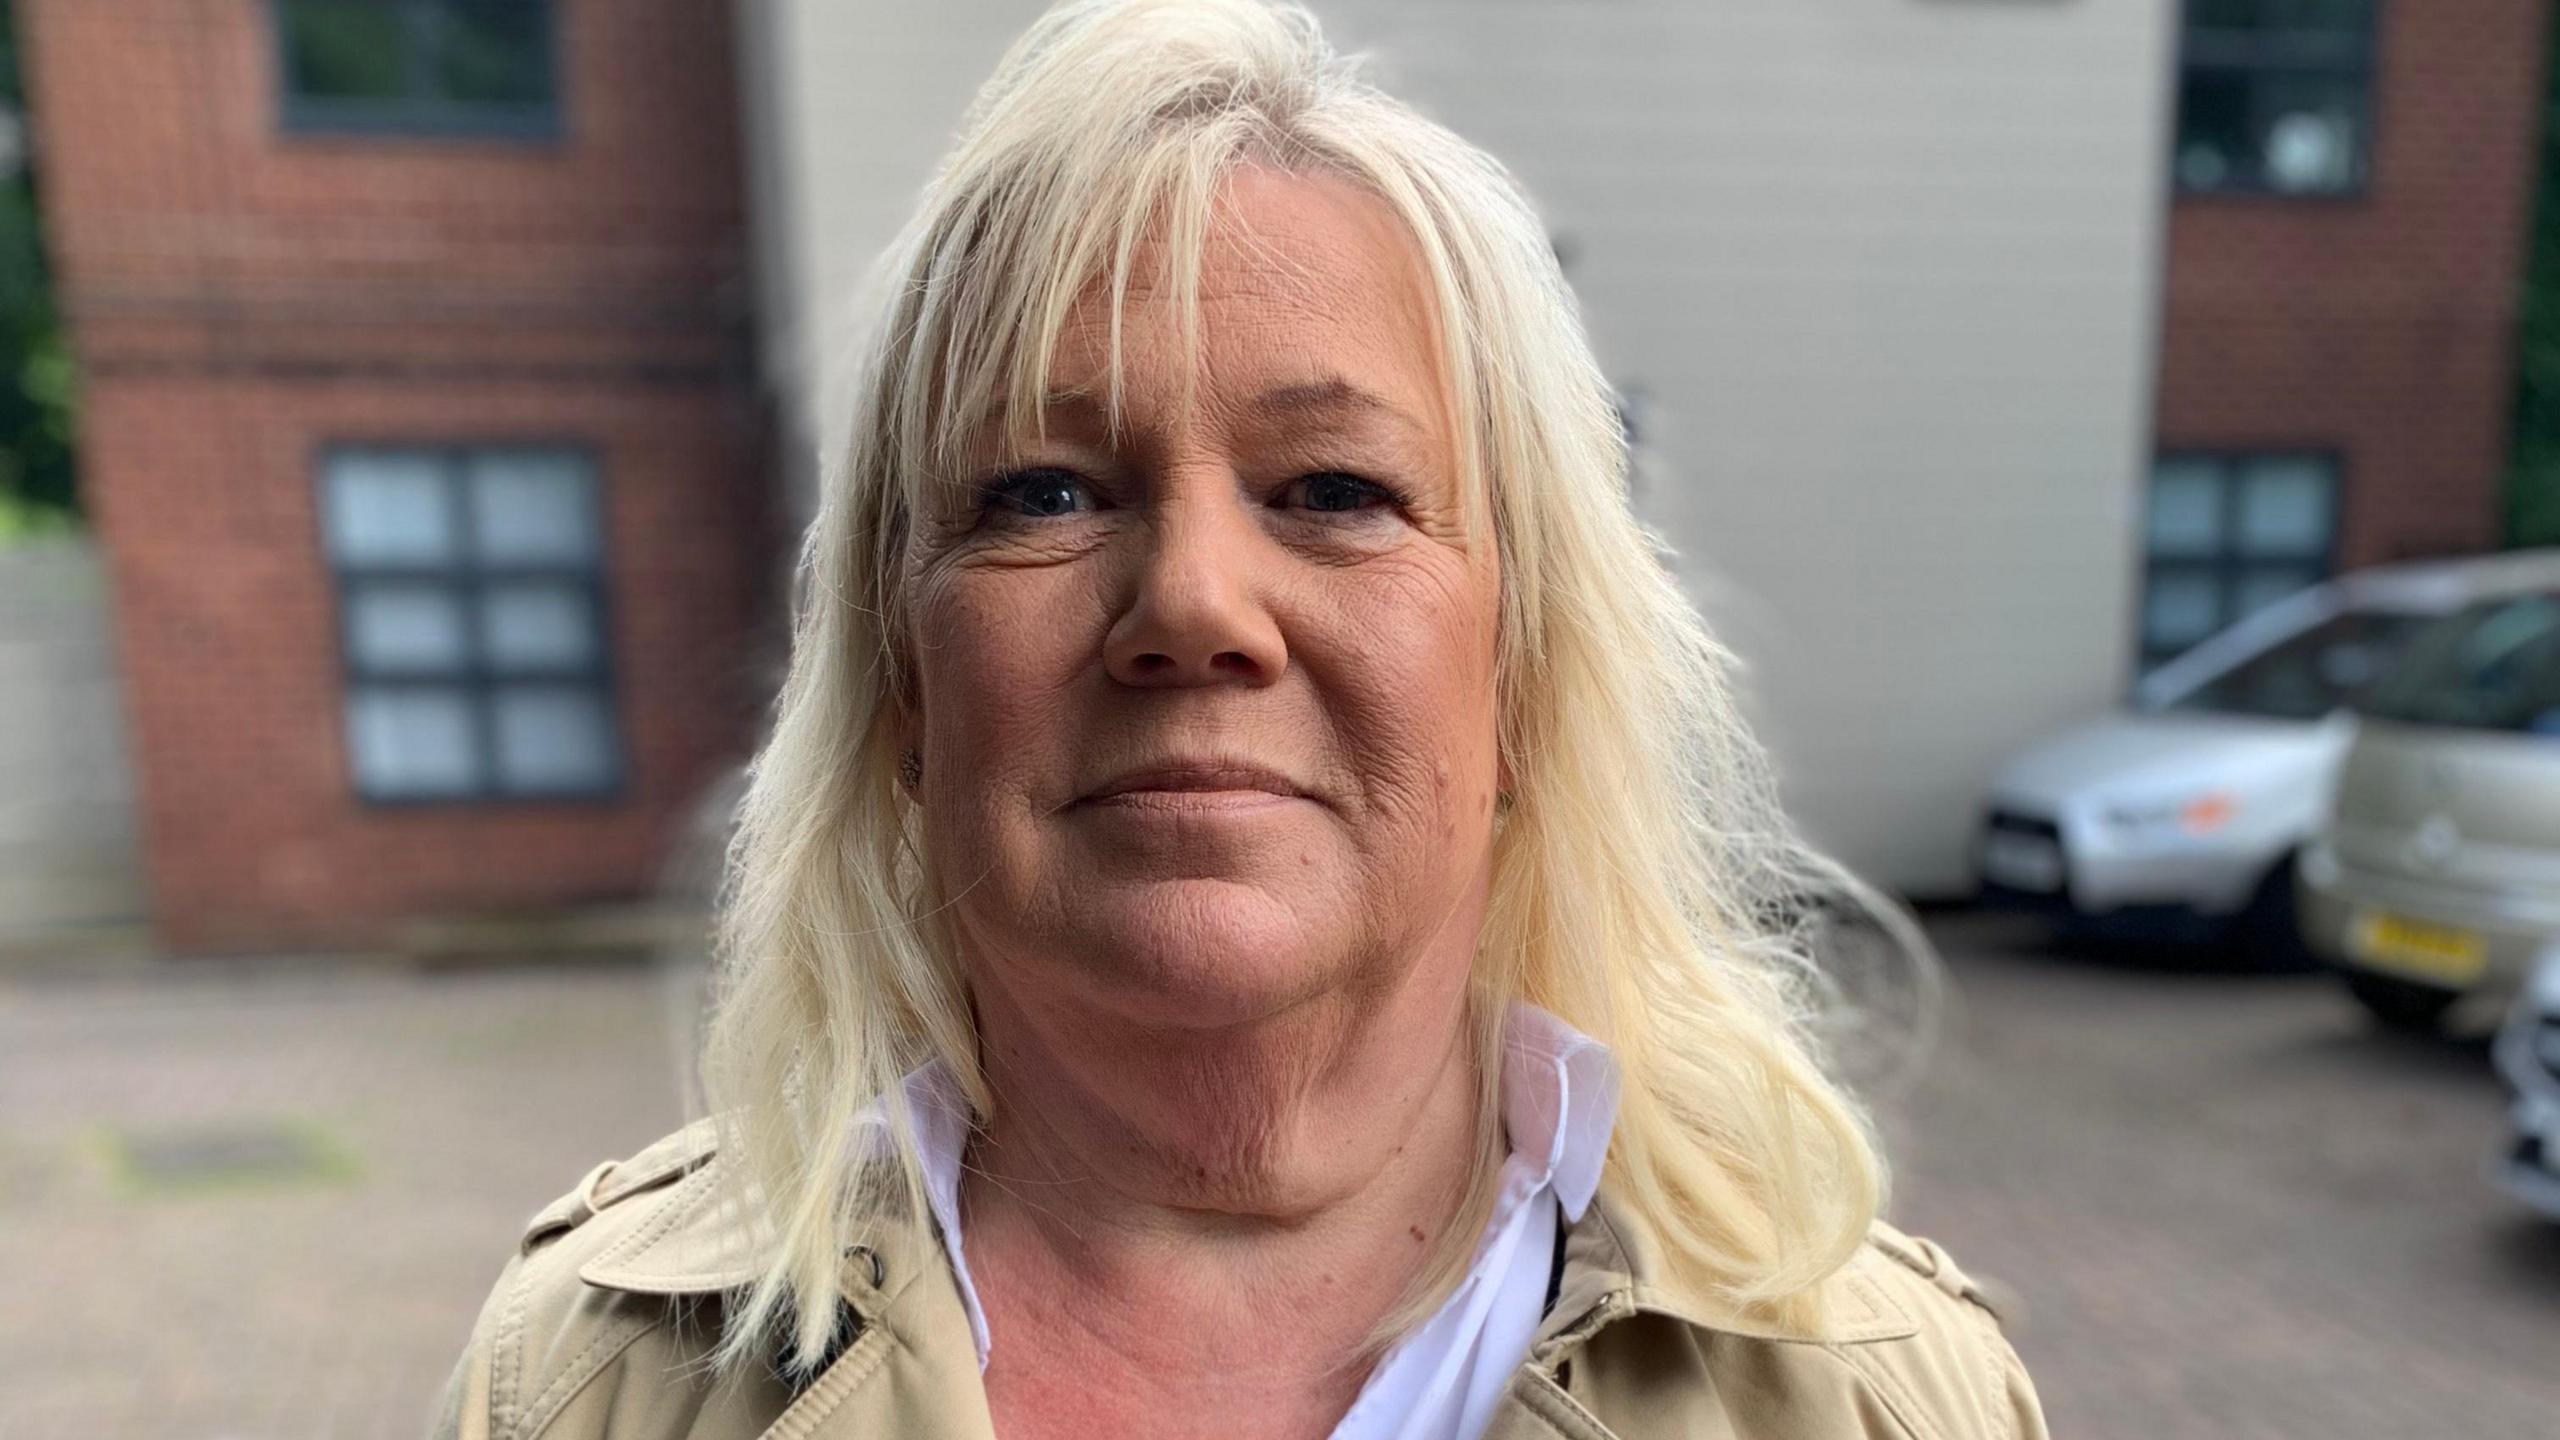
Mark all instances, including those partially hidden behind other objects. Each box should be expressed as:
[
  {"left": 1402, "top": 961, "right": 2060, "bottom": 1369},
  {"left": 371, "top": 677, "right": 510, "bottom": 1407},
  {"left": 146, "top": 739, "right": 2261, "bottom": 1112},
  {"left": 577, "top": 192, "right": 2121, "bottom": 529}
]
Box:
[
  {"left": 572, "top": 1147, "right": 995, "bottom": 1439},
  {"left": 760, "top": 1203, "right": 995, "bottom": 1440},
  {"left": 1484, "top": 1369, "right": 1623, "bottom": 1440}
]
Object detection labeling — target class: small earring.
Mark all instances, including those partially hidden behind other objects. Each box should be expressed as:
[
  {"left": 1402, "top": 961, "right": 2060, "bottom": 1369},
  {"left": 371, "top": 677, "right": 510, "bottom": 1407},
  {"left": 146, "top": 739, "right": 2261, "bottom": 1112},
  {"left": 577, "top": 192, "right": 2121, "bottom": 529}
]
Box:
[{"left": 898, "top": 748, "right": 923, "bottom": 789}]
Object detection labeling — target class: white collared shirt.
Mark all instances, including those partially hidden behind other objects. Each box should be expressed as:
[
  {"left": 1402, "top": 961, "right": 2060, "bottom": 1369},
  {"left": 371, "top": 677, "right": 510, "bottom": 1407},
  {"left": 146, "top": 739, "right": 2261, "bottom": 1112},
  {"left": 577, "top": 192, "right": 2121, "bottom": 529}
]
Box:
[{"left": 894, "top": 1003, "right": 1621, "bottom": 1440}]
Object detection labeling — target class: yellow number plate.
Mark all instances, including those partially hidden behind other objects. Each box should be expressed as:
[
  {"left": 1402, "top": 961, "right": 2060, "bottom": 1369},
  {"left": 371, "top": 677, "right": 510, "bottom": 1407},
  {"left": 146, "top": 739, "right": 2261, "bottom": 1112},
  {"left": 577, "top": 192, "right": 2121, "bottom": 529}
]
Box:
[{"left": 2348, "top": 911, "right": 2487, "bottom": 985}]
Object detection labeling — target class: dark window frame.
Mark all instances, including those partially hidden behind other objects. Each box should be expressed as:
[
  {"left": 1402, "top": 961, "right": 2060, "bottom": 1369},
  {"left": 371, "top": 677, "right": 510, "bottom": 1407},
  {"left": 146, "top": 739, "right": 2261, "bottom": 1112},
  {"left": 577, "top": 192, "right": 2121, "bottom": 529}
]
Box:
[
  {"left": 2139, "top": 449, "right": 2347, "bottom": 673},
  {"left": 271, "top": 0, "right": 564, "bottom": 142},
  {"left": 2172, "top": 0, "right": 2382, "bottom": 201},
  {"left": 316, "top": 441, "right": 627, "bottom": 807}
]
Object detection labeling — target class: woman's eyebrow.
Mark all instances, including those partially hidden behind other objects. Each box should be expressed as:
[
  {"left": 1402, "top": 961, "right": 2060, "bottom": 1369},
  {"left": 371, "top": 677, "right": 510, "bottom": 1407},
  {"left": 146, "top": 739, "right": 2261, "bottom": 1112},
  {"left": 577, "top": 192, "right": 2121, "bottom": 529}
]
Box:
[
  {"left": 1023, "top": 390, "right": 1113, "bottom": 436},
  {"left": 1251, "top": 378, "right": 1429, "bottom": 438}
]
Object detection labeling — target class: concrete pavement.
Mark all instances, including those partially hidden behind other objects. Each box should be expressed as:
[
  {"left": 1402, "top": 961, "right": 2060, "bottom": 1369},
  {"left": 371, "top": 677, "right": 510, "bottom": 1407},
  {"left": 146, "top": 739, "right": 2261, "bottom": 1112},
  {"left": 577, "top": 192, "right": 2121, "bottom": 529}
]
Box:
[{"left": 2, "top": 917, "right": 2555, "bottom": 1438}]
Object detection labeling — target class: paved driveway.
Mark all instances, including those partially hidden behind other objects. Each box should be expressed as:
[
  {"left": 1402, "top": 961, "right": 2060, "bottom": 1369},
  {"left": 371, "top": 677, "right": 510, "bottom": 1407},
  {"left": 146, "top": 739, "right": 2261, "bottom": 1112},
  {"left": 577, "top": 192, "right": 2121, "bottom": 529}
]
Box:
[
  {"left": 0, "top": 962, "right": 693, "bottom": 1438},
  {"left": 1, "top": 916, "right": 2554, "bottom": 1438},
  {"left": 1888, "top": 912, "right": 2560, "bottom": 1439}
]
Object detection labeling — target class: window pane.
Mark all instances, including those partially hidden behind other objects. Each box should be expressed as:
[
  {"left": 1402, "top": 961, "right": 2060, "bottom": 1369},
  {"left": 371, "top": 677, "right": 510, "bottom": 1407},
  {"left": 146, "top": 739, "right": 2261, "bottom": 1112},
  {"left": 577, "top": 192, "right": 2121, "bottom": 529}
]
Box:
[
  {"left": 491, "top": 684, "right": 616, "bottom": 794},
  {"left": 346, "top": 583, "right": 470, "bottom": 673},
  {"left": 2174, "top": 69, "right": 2252, "bottom": 192},
  {"left": 2178, "top": 0, "right": 2372, "bottom": 196},
  {"left": 2145, "top": 570, "right": 2225, "bottom": 653},
  {"left": 2172, "top": 610, "right": 2433, "bottom": 720},
  {"left": 2178, "top": 69, "right": 2366, "bottom": 194},
  {"left": 433, "top": 1, "right": 553, "bottom": 106},
  {"left": 2253, "top": 73, "right": 2366, "bottom": 194},
  {"left": 2148, "top": 459, "right": 2226, "bottom": 557},
  {"left": 324, "top": 451, "right": 458, "bottom": 565},
  {"left": 2188, "top": 0, "right": 2373, "bottom": 37},
  {"left": 279, "top": 0, "right": 413, "bottom": 102},
  {"left": 347, "top": 686, "right": 482, "bottom": 798},
  {"left": 481, "top": 581, "right": 599, "bottom": 672},
  {"left": 2362, "top": 594, "right": 2560, "bottom": 733},
  {"left": 468, "top": 451, "right": 598, "bottom": 565},
  {"left": 2237, "top": 457, "right": 2335, "bottom": 555},
  {"left": 2234, "top": 564, "right": 2322, "bottom": 620}
]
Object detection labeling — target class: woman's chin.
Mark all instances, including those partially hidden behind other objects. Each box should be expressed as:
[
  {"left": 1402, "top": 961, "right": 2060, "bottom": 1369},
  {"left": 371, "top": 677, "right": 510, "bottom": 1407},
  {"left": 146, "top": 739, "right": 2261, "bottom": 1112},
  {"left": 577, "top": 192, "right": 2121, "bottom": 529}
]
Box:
[{"left": 1057, "top": 879, "right": 1360, "bottom": 1029}]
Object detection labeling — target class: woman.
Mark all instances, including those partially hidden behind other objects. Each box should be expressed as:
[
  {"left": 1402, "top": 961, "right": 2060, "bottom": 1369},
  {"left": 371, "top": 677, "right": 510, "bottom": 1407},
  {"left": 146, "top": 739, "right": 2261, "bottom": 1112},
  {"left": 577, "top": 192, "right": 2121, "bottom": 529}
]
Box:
[{"left": 437, "top": 1, "right": 2046, "bottom": 1436}]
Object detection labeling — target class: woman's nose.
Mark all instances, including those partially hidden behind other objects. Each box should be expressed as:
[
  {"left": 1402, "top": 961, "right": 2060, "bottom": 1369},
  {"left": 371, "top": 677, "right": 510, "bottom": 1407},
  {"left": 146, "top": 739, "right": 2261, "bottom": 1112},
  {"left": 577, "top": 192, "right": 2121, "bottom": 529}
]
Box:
[{"left": 1102, "top": 497, "right": 1287, "bottom": 688}]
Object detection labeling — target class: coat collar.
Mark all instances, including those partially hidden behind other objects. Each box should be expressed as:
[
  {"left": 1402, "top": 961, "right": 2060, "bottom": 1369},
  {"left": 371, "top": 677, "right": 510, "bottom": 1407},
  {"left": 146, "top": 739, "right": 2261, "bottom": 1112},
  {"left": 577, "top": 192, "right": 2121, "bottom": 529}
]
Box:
[
  {"left": 575, "top": 1142, "right": 769, "bottom": 1295},
  {"left": 1533, "top": 1188, "right": 1919, "bottom": 1353}
]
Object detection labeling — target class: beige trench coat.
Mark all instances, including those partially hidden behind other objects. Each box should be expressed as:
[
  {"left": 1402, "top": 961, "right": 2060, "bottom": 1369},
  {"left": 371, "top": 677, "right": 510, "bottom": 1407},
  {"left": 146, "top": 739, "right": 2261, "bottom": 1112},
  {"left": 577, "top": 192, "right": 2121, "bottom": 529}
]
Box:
[{"left": 433, "top": 1121, "right": 2049, "bottom": 1440}]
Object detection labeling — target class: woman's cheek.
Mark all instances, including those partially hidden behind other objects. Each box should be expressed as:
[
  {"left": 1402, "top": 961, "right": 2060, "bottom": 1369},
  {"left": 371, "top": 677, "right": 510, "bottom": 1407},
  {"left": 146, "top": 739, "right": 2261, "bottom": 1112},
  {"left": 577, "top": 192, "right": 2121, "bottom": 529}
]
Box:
[
  {"left": 918, "top": 556, "right": 1099, "bottom": 685},
  {"left": 910, "top": 567, "right": 1098, "bottom": 837},
  {"left": 1307, "top": 559, "right": 1499, "bottom": 838}
]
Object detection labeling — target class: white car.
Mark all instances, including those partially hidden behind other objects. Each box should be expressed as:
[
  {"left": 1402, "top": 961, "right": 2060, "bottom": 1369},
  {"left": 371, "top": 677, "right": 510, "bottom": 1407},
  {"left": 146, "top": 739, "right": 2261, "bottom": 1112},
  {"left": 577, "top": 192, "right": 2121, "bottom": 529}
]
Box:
[
  {"left": 1977, "top": 560, "right": 2482, "bottom": 955},
  {"left": 2494, "top": 950, "right": 2560, "bottom": 1218}
]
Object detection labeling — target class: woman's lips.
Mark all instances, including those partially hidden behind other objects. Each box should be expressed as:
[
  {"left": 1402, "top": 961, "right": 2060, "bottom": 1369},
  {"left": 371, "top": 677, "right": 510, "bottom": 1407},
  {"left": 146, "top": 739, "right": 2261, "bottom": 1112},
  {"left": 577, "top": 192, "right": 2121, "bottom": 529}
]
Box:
[{"left": 1076, "top": 762, "right": 1310, "bottom": 810}]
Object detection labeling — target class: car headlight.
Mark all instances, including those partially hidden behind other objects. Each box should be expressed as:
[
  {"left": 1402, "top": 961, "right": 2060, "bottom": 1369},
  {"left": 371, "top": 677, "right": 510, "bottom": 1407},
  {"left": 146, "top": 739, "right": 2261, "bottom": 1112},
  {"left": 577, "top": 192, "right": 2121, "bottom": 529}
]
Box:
[{"left": 2100, "top": 790, "right": 2237, "bottom": 838}]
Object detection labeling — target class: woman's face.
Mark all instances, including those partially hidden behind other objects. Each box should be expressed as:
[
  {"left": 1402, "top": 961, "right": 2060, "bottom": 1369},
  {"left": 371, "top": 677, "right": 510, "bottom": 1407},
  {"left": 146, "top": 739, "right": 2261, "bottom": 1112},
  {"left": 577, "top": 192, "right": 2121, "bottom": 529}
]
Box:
[{"left": 903, "top": 168, "right": 1502, "bottom": 1034}]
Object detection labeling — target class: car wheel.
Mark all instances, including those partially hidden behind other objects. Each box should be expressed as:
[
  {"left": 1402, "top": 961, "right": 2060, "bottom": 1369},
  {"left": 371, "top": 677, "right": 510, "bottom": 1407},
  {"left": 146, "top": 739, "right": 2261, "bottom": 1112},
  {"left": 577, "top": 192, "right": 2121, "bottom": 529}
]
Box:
[
  {"left": 2343, "top": 972, "right": 2458, "bottom": 1032},
  {"left": 2228, "top": 856, "right": 2316, "bottom": 971}
]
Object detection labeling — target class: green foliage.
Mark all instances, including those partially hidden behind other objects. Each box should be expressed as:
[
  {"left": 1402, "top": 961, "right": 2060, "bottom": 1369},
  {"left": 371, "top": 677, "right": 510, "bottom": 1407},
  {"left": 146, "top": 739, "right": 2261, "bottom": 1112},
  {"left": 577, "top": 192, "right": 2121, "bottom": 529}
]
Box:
[
  {"left": 0, "top": 0, "right": 77, "bottom": 527},
  {"left": 2509, "top": 5, "right": 2560, "bottom": 548}
]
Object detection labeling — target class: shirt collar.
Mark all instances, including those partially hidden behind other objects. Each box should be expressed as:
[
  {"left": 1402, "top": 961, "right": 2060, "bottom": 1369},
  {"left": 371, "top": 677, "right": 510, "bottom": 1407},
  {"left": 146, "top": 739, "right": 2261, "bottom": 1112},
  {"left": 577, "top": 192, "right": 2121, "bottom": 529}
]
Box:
[
  {"left": 1498, "top": 1002, "right": 1619, "bottom": 1222},
  {"left": 901, "top": 1002, "right": 1620, "bottom": 1370},
  {"left": 900, "top": 1059, "right": 988, "bottom": 1363}
]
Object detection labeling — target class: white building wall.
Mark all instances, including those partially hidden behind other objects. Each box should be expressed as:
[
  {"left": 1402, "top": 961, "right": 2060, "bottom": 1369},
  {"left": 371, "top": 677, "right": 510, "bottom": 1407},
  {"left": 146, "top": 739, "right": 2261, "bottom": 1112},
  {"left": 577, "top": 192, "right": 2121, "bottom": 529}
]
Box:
[
  {"left": 739, "top": 0, "right": 2174, "bottom": 895},
  {"left": 0, "top": 537, "right": 144, "bottom": 938}
]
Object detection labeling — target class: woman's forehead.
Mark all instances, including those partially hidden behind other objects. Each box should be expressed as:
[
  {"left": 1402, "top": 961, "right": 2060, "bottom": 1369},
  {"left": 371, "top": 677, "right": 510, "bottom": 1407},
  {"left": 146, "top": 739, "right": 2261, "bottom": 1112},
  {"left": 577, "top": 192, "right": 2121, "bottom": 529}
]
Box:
[{"left": 1027, "top": 168, "right": 1454, "bottom": 449}]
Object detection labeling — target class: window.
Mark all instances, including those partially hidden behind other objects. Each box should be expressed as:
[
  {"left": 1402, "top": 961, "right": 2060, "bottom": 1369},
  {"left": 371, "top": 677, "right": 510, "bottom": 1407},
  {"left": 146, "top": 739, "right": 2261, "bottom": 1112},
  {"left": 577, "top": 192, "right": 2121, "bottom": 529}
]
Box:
[
  {"left": 2140, "top": 454, "right": 2340, "bottom": 672},
  {"left": 2359, "top": 593, "right": 2560, "bottom": 735},
  {"left": 2165, "top": 607, "right": 2432, "bottom": 720},
  {"left": 2174, "top": 0, "right": 2376, "bottom": 196},
  {"left": 275, "top": 0, "right": 557, "bottom": 137},
  {"left": 319, "top": 446, "right": 621, "bottom": 802}
]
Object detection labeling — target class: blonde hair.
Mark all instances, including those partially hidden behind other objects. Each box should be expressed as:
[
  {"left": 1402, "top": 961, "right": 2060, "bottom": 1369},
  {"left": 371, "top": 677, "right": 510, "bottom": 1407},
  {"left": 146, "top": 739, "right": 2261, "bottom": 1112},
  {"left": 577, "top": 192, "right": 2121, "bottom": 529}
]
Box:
[{"left": 704, "top": 0, "right": 1914, "bottom": 1375}]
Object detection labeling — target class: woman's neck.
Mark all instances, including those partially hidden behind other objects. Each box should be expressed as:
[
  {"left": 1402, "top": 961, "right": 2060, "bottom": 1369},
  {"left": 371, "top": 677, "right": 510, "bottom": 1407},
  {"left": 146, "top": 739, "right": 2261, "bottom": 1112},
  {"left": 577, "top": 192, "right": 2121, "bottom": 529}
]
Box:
[{"left": 959, "top": 969, "right": 1485, "bottom": 1440}]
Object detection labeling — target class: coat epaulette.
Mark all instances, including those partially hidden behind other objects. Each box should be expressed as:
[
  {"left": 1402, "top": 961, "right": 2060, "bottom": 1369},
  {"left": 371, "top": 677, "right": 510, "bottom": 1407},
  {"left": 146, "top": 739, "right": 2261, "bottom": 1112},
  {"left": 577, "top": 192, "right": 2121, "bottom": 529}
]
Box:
[
  {"left": 1866, "top": 1219, "right": 2019, "bottom": 1327},
  {"left": 516, "top": 1117, "right": 721, "bottom": 1256}
]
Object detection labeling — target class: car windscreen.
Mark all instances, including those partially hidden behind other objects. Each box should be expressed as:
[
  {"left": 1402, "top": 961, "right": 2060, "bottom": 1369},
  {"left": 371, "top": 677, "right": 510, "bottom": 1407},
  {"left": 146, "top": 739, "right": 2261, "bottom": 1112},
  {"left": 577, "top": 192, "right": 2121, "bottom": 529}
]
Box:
[
  {"left": 2355, "top": 591, "right": 2560, "bottom": 734},
  {"left": 2166, "top": 608, "right": 2436, "bottom": 720}
]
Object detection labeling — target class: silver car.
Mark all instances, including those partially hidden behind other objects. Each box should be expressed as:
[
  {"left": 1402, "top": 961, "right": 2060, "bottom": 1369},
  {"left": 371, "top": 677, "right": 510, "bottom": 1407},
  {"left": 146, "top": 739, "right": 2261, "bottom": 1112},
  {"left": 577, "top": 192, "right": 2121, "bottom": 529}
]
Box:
[
  {"left": 1979, "top": 559, "right": 2473, "bottom": 957},
  {"left": 2298, "top": 552, "right": 2560, "bottom": 1030}
]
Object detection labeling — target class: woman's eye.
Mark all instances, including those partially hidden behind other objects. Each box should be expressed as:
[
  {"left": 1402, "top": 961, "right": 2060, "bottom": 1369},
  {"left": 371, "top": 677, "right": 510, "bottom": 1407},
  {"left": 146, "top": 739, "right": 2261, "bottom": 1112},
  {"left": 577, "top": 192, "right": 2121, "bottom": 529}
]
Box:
[
  {"left": 983, "top": 468, "right": 1095, "bottom": 518},
  {"left": 1285, "top": 472, "right": 1394, "bottom": 513}
]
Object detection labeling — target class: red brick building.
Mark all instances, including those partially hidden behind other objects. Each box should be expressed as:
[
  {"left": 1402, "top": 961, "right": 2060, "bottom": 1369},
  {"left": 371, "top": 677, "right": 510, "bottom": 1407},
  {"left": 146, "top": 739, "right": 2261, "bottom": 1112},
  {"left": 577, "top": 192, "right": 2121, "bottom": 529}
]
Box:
[
  {"left": 2140, "top": 0, "right": 2551, "bottom": 670},
  {"left": 18, "top": 0, "right": 2559, "bottom": 946},
  {"left": 22, "top": 0, "right": 774, "bottom": 949}
]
